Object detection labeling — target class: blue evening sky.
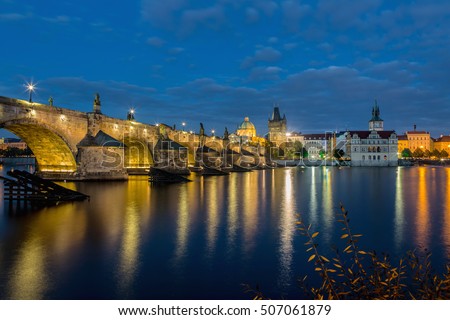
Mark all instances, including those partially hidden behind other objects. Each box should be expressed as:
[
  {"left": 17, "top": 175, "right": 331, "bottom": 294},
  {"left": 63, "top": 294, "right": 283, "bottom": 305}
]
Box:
[{"left": 1, "top": 0, "right": 449, "bottom": 138}]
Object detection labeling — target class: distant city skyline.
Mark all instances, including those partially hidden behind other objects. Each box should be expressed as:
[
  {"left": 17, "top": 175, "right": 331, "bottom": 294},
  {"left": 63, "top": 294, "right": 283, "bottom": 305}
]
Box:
[{"left": 1, "top": 0, "right": 449, "bottom": 138}]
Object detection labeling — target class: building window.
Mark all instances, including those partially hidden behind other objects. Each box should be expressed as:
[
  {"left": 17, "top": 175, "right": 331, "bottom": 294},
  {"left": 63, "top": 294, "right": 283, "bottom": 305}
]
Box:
[
  {"left": 384, "top": 155, "right": 387, "bottom": 160},
  {"left": 369, "top": 155, "right": 371, "bottom": 160},
  {"left": 377, "top": 146, "right": 381, "bottom": 152},
  {"left": 378, "top": 155, "right": 380, "bottom": 160},
  {"left": 362, "top": 155, "right": 365, "bottom": 160}
]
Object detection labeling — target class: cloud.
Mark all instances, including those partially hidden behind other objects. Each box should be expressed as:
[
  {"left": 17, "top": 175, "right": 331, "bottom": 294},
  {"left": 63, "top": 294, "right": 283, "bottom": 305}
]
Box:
[
  {"left": 268, "top": 37, "right": 278, "bottom": 44},
  {"left": 180, "top": 5, "right": 225, "bottom": 34},
  {"left": 141, "top": 0, "right": 187, "bottom": 30},
  {"left": 168, "top": 47, "right": 185, "bottom": 55},
  {"left": 0, "top": 13, "right": 28, "bottom": 21},
  {"left": 283, "top": 42, "right": 298, "bottom": 50},
  {"left": 141, "top": 0, "right": 225, "bottom": 35},
  {"left": 245, "top": 7, "right": 259, "bottom": 23},
  {"left": 248, "top": 66, "right": 283, "bottom": 82},
  {"left": 35, "top": 77, "right": 158, "bottom": 115},
  {"left": 241, "top": 46, "right": 282, "bottom": 69},
  {"left": 316, "top": 0, "right": 382, "bottom": 30},
  {"left": 42, "top": 15, "right": 81, "bottom": 24},
  {"left": 147, "top": 37, "right": 165, "bottom": 47},
  {"left": 281, "top": 0, "right": 311, "bottom": 32},
  {"left": 253, "top": 0, "right": 278, "bottom": 16}
]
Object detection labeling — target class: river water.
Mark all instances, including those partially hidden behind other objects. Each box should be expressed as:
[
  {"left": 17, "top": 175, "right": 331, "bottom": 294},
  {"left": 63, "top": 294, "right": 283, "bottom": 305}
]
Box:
[{"left": 0, "top": 162, "right": 449, "bottom": 299}]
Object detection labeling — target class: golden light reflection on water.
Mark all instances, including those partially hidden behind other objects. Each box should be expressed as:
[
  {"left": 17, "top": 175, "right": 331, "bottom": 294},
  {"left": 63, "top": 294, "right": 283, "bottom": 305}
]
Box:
[
  {"left": 8, "top": 236, "right": 46, "bottom": 299},
  {"left": 174, "top": 184, "right": 189, "bottom": 264},
  {"left": 416, "top": 167, "right": 430, "bottom": 248},
  {"left": 117, "top": 203, "right": 141, "bottom": 295},
  {"left": 321, "top": 167, "right": 334, "bottom": 240},
  {"left": 277, "top": 169, "right": 296, "bottom": 288},
  {"left": 445, "top": 169, "right": 450, "bottom": 256},
  {"left": 5, "top": 201, "right": 89, "bottom": 299},
  {"left": 242, "top": 172, "right": 259, "bottom": 254},
  {"left": 226, "top": 173, "right": 238, "bottom": 253},
  {"left": 206, "top": 177, "right": 219, "bottom": 256},
  {"left": 394, "top": 168, "right": 405, "bottom": 250},
  {"left": 309, "top": 167, "right": 318, "bottom": 226},
  {"left": 117, "top": 177, "right": 152, "bottom": 295}
]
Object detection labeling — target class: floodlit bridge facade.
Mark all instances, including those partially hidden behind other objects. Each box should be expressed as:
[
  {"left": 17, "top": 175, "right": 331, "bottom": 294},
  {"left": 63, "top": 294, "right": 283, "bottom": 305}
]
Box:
[{"left": 0, "top": 96, "right": 265, "bottom": 180}]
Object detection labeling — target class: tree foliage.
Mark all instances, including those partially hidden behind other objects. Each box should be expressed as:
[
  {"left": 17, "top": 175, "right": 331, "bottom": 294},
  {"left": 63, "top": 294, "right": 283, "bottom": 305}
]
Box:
[
  {"left": 401, "top": 148, "right": 412, "bottom": 158},
  {"left": 412, "top": 148, "right": 424, "bottom": 158}
]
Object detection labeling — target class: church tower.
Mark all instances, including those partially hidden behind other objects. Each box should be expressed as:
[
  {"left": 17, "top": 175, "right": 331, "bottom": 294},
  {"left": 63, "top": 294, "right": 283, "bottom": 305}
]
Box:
[
  {"left": 268, "top": 105, "right": 287, "bottom": 145},
  {"left": 369, "top": 100, "right": 383, "bottom": 131}
]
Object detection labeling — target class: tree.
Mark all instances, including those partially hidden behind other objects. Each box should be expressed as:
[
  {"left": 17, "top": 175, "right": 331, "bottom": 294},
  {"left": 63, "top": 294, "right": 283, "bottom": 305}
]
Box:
[
  {"left": 424, "top": 149, "right": 432, "bottom": 158},
  {"left": 441, "top": 150, "right": 449, "bottom": 158},
  {"left": 319, "top": 149, "right": 326, "bottom": 159},
  {"left": 301, "top": 147, "right": 308, "bottom": 159},
  {"left": 401, "top": 148, "right": 412, "bottom": 158},
  {"left": 431, "top": 149, "right": 441, "bottom": 158},
  {"left": 413, "top": 148, "right": 424, "bottom": 158}
]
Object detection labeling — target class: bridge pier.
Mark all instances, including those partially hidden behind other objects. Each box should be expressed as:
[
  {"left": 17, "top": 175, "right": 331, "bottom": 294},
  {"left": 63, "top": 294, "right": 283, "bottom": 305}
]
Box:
[{"left": 1, "top": 95, "right": 269, "bottom": 180}]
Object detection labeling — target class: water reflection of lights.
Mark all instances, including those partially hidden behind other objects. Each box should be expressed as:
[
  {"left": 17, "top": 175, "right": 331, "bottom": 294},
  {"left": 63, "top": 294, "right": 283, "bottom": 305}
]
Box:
[
  {"left": 321, "top": 166, "right": 333, "bottom": 241},
  {"left": 277, "top": 169, "right": 296, "bottom": 289},
  {"left": 226, "top": 173, "right": 238, "bottom": 253},
  {"left": 416, "top": 167, "right": 430, "bottom": 249},
  {"left": 394, "top": 168, "right": 405, "bottom": 250},
  {"left": 8, "top": 237, "right": 47, "bottom": 299},
  {"left": 242, "top": 173, "right": 258, "bottom": 254},
  {"left": 206, "top": 177, "right": 219, "bottom": 256},
  {"left": 174, "top": 184, "right": 190, "bottom": 264},
  {"left": 309, "top": 167, "right": 318, "bottom": 226},
  {"left": 445, "top": 169, "right": 450, "bottom": 256},
  {"left": 117, "top": 178, "right": 151, "bottom": 296},
  {"left": 117, "top": 203, "right": 141, "bottom": 295}
]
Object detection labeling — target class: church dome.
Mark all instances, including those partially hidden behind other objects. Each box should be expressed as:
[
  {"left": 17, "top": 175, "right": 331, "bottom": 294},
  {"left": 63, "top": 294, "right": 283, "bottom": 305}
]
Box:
[
  {"left": 236, "top": 117, "right": 256, "bottom": 137},
  {"left": 238, "top": 117, "right": 255, "bottom": 130}
]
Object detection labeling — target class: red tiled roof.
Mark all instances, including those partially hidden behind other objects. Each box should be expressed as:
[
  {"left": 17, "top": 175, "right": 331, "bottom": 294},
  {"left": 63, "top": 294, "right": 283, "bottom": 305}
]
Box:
[
  {"left": 435, "top": 135, "right": 450, "bottom": 143},
  {"left": 406, "top": 131, "right": 429, "bottom": 134}
]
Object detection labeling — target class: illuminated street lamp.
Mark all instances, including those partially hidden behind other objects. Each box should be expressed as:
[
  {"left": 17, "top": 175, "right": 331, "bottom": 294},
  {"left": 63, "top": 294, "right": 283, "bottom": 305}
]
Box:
[
  {"left": 182, "top": 122, "right": 186, "bottom": 132},
  {"left": 211, "top": 129, "right": 215, "bottom": 136},
  {"left": 127, "top": 108, "right": 135, "bottom": 120},
  {"left": 26, "top": 82, "right": 36, "bottom": 102}
]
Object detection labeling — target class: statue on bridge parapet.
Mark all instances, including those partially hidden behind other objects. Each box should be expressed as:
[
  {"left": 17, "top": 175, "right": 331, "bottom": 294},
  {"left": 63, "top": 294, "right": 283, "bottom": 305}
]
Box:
[
  {"left": 93, "top": 93, "right": 102, "bottom": 113},
  {"left": 48, "top": 96, "right": 53, "bottom": 106},
  {"left": 199, "top": 123, "right": 205, "bottom": 146},
  {"left": 223, "top": 127, "right": 229, "bottom": 140},
  {"left": 199, "top": 123, "right": 205, "bottom": 136}
]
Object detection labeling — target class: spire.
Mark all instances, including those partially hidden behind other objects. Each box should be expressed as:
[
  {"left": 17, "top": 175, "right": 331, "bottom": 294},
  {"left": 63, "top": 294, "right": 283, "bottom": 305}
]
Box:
[
  {"left": 370, "top": 100, "right": 382, "bottom": 121},
  {"left": 270, "top": 107, "right": 281, "bottom": 121}
]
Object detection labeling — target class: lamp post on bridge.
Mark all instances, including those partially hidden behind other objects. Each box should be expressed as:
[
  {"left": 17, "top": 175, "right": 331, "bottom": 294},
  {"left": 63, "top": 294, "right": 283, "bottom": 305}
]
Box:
[
  {"left": 26, "top": 82, "right": 36, "bottom": 102},
  {"left": 182, "top": 122, "right": 186, "bottom": 132}
]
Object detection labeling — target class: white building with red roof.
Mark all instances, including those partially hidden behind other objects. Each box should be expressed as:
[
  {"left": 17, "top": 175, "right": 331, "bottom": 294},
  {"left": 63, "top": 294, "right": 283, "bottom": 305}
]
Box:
[{"left": 342, "top": 101, "right": 398, "bottom": 166}]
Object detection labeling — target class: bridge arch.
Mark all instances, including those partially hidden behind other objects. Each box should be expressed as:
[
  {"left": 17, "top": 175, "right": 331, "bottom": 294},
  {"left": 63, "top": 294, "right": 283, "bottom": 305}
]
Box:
[{"left": 1, "top": 119, "right": 77, "bottom": 172}]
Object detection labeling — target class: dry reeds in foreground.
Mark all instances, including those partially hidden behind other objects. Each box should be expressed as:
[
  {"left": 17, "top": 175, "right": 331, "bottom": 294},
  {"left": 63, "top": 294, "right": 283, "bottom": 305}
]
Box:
[
  {"left": 246, "top": 203, "right": 450, "bottom": 300},
  {"left": 298, "top": 203, "right": 450, "bottom": 299}
]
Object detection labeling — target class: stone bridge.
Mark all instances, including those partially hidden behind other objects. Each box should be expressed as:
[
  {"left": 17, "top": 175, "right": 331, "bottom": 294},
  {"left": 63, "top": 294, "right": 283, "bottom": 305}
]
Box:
[{"left": 0, "top": 95, "right": 265, "bottom": 180}]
